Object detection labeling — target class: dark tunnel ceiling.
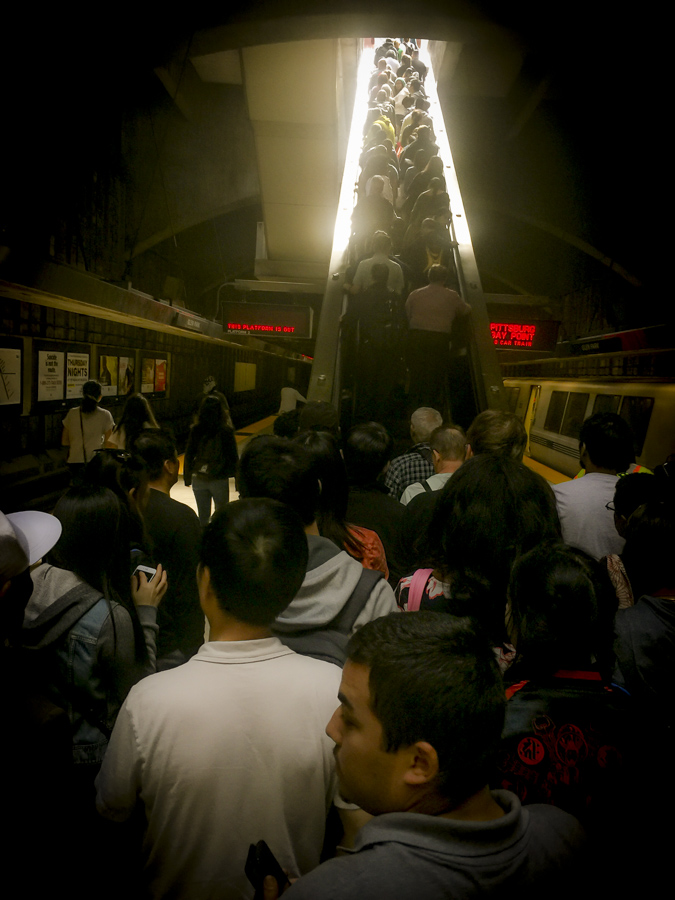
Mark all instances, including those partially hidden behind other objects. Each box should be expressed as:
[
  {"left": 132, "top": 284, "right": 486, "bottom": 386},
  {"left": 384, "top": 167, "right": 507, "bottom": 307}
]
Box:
[{"left": 3, "top": 2, "right": 659, "bottom": 330}]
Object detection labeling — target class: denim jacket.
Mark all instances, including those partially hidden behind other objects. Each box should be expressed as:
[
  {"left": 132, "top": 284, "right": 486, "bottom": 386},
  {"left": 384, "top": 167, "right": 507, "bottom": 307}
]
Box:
[{"left": 24, "top": 564, "right": 158, "bottom": 765}]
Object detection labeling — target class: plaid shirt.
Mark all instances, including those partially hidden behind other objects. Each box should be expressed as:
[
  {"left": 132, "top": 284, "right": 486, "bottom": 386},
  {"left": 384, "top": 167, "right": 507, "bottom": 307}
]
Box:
[{"left": 385, "top": 443, "right": 435, "bottom": 500}]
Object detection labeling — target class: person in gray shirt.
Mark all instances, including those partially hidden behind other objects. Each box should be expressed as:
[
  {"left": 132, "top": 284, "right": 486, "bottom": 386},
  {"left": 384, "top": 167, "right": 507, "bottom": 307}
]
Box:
[{"left": 266, "top": 613, "right": 584, "bottom": 900}]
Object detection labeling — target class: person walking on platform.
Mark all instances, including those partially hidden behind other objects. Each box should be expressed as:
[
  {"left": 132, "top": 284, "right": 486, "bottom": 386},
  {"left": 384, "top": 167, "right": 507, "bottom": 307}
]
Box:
[
  {"left": 106, "top": 392, "right": 158, "bottom": 451},
  {"left": 184, "top": 393, "right": 238, "bottom": 526},
  {"left": 61, "top": 380, "right": 114, "bottom": 482}
]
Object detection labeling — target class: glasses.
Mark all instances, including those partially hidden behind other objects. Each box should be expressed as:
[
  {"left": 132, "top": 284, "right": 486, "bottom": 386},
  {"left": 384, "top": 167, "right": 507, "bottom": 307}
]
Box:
[
  {"left": 605, "top": 501, "right": 616, "bottom": 511},
  {"left": 93, "top": 449, "right": 132, "bottom": 461}
]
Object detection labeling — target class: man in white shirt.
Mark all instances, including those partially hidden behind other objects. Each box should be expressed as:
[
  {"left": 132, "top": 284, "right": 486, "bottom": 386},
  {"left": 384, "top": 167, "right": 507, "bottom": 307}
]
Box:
[
  {"left": 350, "top": 230, "right": 404, "bottom": 298},
  {"left": 96, "top": 498, "right": 348, "bottom": 900},
  {"left": 553, "top": 413, "right": 636, "bottom": 559}
]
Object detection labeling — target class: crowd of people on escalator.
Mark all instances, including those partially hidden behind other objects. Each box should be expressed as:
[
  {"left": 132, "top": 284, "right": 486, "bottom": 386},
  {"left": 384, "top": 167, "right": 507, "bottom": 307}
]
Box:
[
  {"left": 1, "top": 36, "right": 674, "bottom": 900},
  {"left": 343, "top": 38, "right": 470, "bottom": 424}
]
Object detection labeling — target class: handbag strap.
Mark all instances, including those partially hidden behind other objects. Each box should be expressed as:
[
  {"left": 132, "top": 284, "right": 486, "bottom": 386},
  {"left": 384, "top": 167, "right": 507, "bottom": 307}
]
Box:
[
  {"left": 79, "top": 409, "right": 88, "bottom": 464},
  {"left": 406, "top": 568, "right": 433, "bottom": 612}
]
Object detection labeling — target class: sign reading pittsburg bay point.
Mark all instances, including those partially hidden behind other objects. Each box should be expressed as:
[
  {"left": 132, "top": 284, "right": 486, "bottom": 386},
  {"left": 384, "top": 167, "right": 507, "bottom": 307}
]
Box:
[
  {"left": 222, "top": 303, "right": 312, "bottom": 339},
  {"left": 490, "top": 320, "right": 559, "bottom": 351}
]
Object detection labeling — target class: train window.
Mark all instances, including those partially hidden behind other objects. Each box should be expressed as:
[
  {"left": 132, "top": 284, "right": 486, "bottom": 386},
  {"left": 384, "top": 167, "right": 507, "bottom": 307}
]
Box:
[
  {"left": 544, "top": 391, "right": 568, "bottom": 433},
  {"left": 593, "top": 394, "right": 621, "bottom": 415},
  {"left": 560, "top": 393, "right": 590, "bottom": 439},
  {"left": 505, "top": 387, "right": 520, "bottom": 413},
  {"left": 619, "top": 396, "right": 654, "bottom": 456}
]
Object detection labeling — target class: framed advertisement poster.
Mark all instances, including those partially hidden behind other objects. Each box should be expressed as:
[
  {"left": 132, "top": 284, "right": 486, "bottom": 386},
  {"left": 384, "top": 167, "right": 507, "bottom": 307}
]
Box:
[
  {"left": 0, "top": 347, "right": 22, "bottom": 406},
  {"left": 141, "top": 358, "right": 155, "bottom": 393},
  {"left": 118, "top": 357, "right": 135, "bottom": 396},
  {"left": 66, "top": 352, "right": 89, "bottom": 400},
  {"left": 154, "top": 358, "right": 167, "bottom": 392},
  {"left": 38, "top": 350, "right": 64, "bottom": 402},
  {"left": 99, "top": 355, "right": 118, "bottom": 396}
]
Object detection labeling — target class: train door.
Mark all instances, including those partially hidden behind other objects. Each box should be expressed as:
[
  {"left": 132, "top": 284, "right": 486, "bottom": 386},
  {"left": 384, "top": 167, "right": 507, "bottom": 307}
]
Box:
[{"left": 523, "top": 385, "right": 540, "bottom": 457}]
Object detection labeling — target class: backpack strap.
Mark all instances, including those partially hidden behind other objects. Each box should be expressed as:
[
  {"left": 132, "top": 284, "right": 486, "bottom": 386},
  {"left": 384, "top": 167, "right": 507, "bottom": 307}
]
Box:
[
  {"left": 406, "top": 568, "right": 433, "bottom": 612},
  {"left": 274, "top": 568, "right": 384, "bottom": 667},
  {"left": 422, "top": 479, "right": 433, "bottom": 494},
  {"left": 329, "top": 567, "right": 384, "bottom": 634},
  {"left": 414, "top": 445, "right": 433, "bottom": 465}
]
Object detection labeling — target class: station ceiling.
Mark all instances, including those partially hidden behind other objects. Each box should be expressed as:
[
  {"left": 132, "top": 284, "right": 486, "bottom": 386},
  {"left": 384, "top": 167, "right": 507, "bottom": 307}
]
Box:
[{"left": 2, "top": 2, "right": 657, "bottom": 337}]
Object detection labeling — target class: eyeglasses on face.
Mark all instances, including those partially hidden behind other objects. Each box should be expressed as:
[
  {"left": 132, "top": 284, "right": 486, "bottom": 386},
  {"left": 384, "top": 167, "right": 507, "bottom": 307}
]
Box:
[{"left": 93, "top": 449, "right": 132, "bottom": 461}]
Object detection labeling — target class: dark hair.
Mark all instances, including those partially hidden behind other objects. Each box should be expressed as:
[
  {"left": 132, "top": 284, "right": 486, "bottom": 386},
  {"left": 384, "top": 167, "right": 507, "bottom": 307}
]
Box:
[
  {"left": 194, "top": 393, "right": 234, "bottom": 435},
  {"left": 81, "top": 380, "right": 102, "bottom": 414},
  {"left": 466, "top": 410, "right": 527, "bottom": 460},
  {"left": 347, "top": 613, "right": 505, "bottom": 804},
  {"left": 112, "top": 394, "right": 158, "bottom": 451},
  {"left": 344, "top": 422, "right": 393, "bottom": 486},
  {"left": 579, "top": 412, "right": 635, "bottom": 473},
  {"left": 49, "top": 483, "right": 147, "bottom": 662},
  {"left": 293, "top": 430, "right": 363, "bottom": 558},
  {"left": 82, "top": 449, "right": 149, "bottom": 547},
  {"left": 621, "top": 493, "right": 675, "bottom": 599},
  {"left": 134, "top": 429, "right": 178, "bottom": 482},
  {"left": 427, "top": 265, "right": 448, "bottom": 284},
  {"left": 273, "top": 409, "right": 301, "bottom": 439},
  {"left": 429, "top": 425, "right": 466, "bottom": 461},
  {"left": 613, "top": 472, "right": 661, "bottom": 519},
  {"left": 201, "top": 498, "right": 308, "bottom": 626},
  {"left": 426, "top": 456, "right": 561, "bottom": 641},
  {"left": 507, "top": 542, "right": 614, "bottom": 678},
  {"left": 297, "top": 401, "right": 340, "bottom": 438},
  {"left": 236, "top": 436, "right": 319, "bottom": 526}
]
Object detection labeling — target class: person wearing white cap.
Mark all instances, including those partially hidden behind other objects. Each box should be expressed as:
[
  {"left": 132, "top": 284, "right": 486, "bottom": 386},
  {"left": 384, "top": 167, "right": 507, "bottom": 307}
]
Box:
[
  {"left": 0, "top": 509, "right": 62, "bottom": 642},
  {"left": 1, "top": 507, "right": 68, "bottom": 894},
  {"left": 21, "top": 484, "right": 167, "bottom": 771}
]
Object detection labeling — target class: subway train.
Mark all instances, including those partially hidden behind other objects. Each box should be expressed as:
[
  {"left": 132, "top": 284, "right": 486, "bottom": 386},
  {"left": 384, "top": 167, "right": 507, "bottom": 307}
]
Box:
[{"left": 503, "top": 375, "right": 675, "bottom": 478}]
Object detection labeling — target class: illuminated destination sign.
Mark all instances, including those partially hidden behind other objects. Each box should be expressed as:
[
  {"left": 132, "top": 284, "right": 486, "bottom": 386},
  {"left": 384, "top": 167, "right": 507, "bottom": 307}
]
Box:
[
  {"left": 490, "top": 320, "right": 559, "bottom": 352},
  {"left": 222, "top": 302, "right": 312, "bottom": 339}
]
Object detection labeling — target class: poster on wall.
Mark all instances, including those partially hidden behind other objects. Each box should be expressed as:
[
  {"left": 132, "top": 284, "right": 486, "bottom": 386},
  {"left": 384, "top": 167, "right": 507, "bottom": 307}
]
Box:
[
  {"left": 141, "top": 358, "right": 155, "bottom": 393},
  {"left": 38, "top": 350, "right": 64, "bottom": 402},
  {"left": 99, "top": 355, "right": 118, "bottom": 396},
  {"left": 118, "top": 357, "right": 135, "bottom": 396},
  {"left": 0, "top": 348, "right": 22, "bottom": 406},
  {"left": 154, "top": 359, "right": 167, "bottom": 392},
  {"left": 66, "top": 352, "right": 89, "bottom": 399}
]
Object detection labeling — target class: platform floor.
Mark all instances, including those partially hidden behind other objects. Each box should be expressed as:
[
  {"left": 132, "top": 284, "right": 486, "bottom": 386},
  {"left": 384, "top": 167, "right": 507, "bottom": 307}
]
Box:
[{"left": 522, "top": 455, "right": 571, "bottom": 485}]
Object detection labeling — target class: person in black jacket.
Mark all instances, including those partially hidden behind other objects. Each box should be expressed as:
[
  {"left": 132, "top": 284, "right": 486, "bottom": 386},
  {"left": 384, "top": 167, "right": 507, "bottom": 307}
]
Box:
[{"left": 184, "top": 394, "right": 239, "bottom": 526}]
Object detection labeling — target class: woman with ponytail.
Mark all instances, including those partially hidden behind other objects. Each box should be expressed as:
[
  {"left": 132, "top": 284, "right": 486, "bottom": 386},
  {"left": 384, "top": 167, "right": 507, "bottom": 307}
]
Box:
[{"left": 62, "top": 380, "right": 114, "bottom": 480}]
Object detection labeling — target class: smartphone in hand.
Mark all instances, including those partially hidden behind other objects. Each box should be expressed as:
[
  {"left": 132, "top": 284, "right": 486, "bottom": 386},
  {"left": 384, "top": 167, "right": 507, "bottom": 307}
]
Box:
[
  {"left": 245, "top": 840, "right": 290, "bottom": 898},
  {"left": 133, "top": 564, "right": 157, "bottom": 582}
]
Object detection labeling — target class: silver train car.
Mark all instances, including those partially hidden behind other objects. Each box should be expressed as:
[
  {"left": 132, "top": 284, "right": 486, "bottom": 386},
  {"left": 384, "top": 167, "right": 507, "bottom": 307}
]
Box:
[{"left": 503, "top": 377, "right": 675, "bottom": 478}]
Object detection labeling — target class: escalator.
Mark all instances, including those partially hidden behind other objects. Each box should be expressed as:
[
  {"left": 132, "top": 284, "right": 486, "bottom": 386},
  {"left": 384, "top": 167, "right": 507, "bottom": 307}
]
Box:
[{"left": 307, "top": 38, "right": 506, "bottom": 432}]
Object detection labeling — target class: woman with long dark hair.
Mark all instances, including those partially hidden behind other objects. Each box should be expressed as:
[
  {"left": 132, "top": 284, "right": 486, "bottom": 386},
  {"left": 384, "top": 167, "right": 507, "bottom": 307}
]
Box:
[
  {"left": 184, "top": 393, "right": 238, "bottom": 525},
  {"left": 293, "top": 430, "right": 389, "bottom": 578},
  {"left": 396, "top": 455, "right": 561, "bottom": 669},
  {"left": 106, "top": 392, "right": 158, "bottom": 451},
  {"left": 61, "top": 380, "right": 114, "bottom": 480},
  {"left": 23, "top": 483, "right": 167, "bottom": 771}
]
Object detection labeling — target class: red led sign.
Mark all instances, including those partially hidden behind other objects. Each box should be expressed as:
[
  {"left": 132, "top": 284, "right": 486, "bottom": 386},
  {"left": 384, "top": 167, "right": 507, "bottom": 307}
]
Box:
[
  {"left": 221, "top": 302, "right": 312, "bottom": 339},
  {"left": 488, "top": 320, "right": 559, "bottom": 351},
  {"left": 491, "top": 322, "right": 537, "bottom": 347},
  {"left": 227, "top": 323, "right": 297, "bottom": 333}
]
